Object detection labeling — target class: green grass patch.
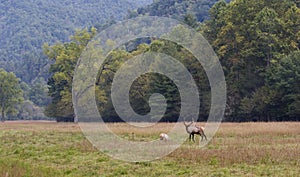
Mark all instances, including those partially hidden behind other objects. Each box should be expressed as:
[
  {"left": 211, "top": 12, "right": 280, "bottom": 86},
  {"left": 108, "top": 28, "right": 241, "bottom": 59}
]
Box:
[{"left": 0, "top": 122, "right": 299, "bottom": 176}]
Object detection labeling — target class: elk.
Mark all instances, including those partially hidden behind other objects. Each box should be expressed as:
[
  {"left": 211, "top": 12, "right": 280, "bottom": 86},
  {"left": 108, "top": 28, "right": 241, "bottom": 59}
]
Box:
[
  {"left": 184, "top": 121, "right": 207, "bottom": 142},
  {"left": 159, "top": 133, "right": 169, "bottom": 141}
]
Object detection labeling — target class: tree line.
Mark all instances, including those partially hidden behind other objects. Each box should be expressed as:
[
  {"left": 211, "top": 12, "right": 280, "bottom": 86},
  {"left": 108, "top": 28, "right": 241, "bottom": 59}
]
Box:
[
  {"left": 0, "top": 0, "right": 152, "bottom": 121},
  {"left": 41, "top": 0, "right": 299, "bottom": 122},
  {"left": 201, "top": 0, "right": 299, "bottom": 121},
  {"left": 0, "top": 69, "right": 50, "bottom": 121},
  {"left": 0, "top": 0, "right": 299, "bottom": 122}
]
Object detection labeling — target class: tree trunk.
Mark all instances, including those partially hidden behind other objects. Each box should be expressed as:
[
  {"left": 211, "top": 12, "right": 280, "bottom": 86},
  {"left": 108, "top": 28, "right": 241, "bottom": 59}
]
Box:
[
  {"left": 74, "top": 116, "right": 78, "bottom": 123},
  {"left": 1, "top": 109, "right": 4, "bottom": 122}
]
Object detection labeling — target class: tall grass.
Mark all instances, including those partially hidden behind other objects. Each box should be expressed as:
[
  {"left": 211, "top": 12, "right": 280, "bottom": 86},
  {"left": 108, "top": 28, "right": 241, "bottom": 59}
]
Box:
[{"left": 0, "top": 121, "right": 299, "bottom": 176}]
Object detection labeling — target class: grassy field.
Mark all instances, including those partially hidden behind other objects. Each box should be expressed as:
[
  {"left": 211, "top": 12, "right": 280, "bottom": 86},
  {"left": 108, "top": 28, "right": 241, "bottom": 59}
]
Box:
[{"left": 0, "top": 121, "right": 299, "bottom": 177}]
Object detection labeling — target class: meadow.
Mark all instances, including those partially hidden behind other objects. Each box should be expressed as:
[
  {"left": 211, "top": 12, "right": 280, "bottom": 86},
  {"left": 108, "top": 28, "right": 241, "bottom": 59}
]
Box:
[{"left": 0, "top": 121, "right": 299, "bottom": 177}]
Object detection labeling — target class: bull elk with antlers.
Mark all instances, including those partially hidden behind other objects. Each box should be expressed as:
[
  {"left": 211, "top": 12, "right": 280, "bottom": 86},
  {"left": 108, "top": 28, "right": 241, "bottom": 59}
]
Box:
[{"left": 184, "top": 121, "right": 207, "bottom": 142}]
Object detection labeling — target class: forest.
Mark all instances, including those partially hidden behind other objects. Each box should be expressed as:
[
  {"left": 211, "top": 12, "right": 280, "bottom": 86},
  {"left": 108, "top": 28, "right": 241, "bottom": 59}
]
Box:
[
  {"left": 0, "top": 0, "right": 299, "bottom": 122},
  {"left": 0, "top": 0, "right": 152, "bottom": 83},
  {"left": 0, "top": 0, "right": 152, "bottom": 120},
  {"left": 129, "top": 0, "right": 230, "bottom": 22}
]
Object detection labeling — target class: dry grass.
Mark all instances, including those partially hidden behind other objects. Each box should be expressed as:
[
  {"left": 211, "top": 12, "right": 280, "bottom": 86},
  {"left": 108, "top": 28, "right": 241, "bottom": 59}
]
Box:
[
  {"left": 0, "top": 121, "right": 80, "bottom": 132},
  {"left": 0, "top": 121, "right": 299, "bottom": 176}
]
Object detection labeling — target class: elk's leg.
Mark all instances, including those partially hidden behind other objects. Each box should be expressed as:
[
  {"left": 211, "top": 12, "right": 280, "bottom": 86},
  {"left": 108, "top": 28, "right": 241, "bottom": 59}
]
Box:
[
  {"left": 192, "top": 134, "right": 195, "bottom": 142},
  {"left": 203, "top": 133, "right": 207, "bottom": 141},
  {"left": 189, "top": 134, "right": 192, "bottom": 141}
]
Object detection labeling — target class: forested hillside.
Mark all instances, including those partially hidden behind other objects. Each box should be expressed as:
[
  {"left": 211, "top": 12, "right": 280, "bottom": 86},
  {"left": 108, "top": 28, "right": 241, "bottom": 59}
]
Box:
[
  {"left": 0, "top": 0, "right": 152, "bottom": 120},
  {"left": 201, "top": 0, "right": 299, "bottom": 121},
  {"left": 128, "top": 0, "right": 231, "bottom": 22},
  {"left": 44, "top": 0, "right": 299, "bottom": 122},
  {"left": 0, "top": 0, "right": 152, "bottom": 83},
  {"left": 1, "top": 0, "right": 299, "bottom": 122}
]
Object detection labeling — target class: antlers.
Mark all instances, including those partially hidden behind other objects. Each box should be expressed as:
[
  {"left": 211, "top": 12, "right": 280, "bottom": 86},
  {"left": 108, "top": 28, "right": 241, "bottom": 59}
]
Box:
[
  {"left": 183, "top": 119, "right": 207, "bottom": 142},
  {"left": 183, "top": 121, "right": 194, "bottom": 127}
]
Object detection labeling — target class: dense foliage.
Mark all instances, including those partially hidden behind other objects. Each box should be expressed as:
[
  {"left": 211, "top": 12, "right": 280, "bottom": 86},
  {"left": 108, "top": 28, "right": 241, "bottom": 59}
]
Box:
[
  {"left": 44, "top": 28, "right": 211, "bottom": 122},
  {"left": 202, "top": 0, "right": 299, "bottom": 121},
  {"left": 26, "top": 0, "right": 300, "bottom": 121},
  {"left": 129, "top": 0, "right": 230, "bottom": 23},
  {"left": 0, "top": 0, "right": 152, "bottom": 120},
  {"left": 96, "top": 40, "right": 210, "bottom": 122},
  {"left": 0, "top": 0, "right": 300, "bottom": 121},
  {"left": 43, "top": 28, "right": 98, "bottom": 121},
  {"left": 0, "top": 69, "right": 23, "bottom": 121},
  {"left": 0, "top": 0, "right": 152, "bottom": 84}
]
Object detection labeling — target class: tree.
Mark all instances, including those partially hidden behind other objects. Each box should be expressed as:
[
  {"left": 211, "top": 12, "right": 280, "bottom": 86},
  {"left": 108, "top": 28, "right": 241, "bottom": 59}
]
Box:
[
  {"left": 183, "top": 14, "right": 199, "bottom": 29},
  {"left": 265, "top": 51, "right": 300, "bottom": 119},
  {"left": 29, "top": 77, "right": 51, "bottom": 107},
  {"left": 240, "top": 51, "right": 300, "bottom": 121},
  {"left": 201, "top": 0, "right": 299, "bottom": 119},
  {"left": 44, "top": 28, "right": 97, "bottom": 121},
  {"left": 0, "top": 69, "right": 24, "bottom": 122}
]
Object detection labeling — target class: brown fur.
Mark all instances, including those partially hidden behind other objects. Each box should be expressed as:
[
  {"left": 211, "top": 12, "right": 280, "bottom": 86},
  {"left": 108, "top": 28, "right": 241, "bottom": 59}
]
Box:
[{"left": 184, "top": 121, "right": 207, "bottom": 142}]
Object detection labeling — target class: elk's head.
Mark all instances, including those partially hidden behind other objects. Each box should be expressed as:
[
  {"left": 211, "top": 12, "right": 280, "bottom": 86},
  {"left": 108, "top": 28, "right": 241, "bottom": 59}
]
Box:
[{"left": 183, "top": 121, "right": 194, "bottom": 128}]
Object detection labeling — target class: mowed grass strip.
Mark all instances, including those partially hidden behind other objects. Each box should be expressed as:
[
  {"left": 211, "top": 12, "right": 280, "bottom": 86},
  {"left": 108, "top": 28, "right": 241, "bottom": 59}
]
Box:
[{"left": 0, "top": 121, "right": 299, "bottom": 177}]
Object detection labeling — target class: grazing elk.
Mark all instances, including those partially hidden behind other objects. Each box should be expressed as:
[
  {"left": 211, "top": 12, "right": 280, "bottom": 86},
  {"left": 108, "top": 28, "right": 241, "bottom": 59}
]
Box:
[
  {"left": 159, "top": 133, "right": 169, "bottom": 141},
  {"left": 184, "top": 121, "right": 207, "bottom": 142}
]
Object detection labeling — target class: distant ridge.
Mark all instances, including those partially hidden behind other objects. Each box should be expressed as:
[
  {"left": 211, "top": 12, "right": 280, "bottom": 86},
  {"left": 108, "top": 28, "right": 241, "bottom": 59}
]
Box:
[
  {"left": 128, "top": 0, "right": 231, "bottom": 22},
  {"left": 0, "top": 0, "right": 153, "bottom": 83}
]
